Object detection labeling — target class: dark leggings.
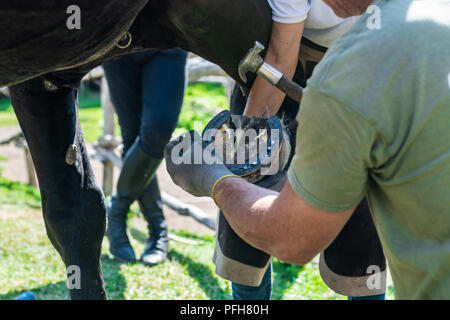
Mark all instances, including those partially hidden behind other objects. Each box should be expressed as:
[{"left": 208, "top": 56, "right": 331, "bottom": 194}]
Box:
[{"left": 103, "top": 49, "right": 187, "bottom": 157}]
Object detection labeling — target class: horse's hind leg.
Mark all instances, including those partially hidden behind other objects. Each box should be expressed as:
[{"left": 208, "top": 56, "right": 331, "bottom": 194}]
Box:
[{"left": 9, "top": 75, "right": 107, "bottom": 300}]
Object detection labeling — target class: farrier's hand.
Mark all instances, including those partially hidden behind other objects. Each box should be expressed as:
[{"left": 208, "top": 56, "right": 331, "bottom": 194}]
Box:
[{"left": 164, "top": 131, "right": 237, "bottom": 198}]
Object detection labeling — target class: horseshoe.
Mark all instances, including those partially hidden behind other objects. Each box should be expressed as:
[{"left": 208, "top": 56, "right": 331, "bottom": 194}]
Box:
[{"left": 202, "top": 111, "right": 288, "bottom": 183}]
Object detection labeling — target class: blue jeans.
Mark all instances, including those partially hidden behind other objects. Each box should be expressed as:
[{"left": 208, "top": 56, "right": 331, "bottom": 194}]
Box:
[
  {"left": 231, "top": 261, "right": 386, "bottom": 300},
  {"left": 232, "top": 264, "right": 273, "bottom": 300},
  {"left": 103, "top": 49, "right": 187, "bottom": 157}
]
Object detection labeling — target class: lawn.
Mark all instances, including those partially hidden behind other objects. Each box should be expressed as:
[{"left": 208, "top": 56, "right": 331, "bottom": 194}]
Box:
[{"left": 0, "top": 178, "right": 344, "bottom": 300}]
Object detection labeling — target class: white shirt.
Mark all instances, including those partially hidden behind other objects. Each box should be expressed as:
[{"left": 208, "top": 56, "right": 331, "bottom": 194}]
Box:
[{"left": 267, "top": 0, "right": 361, "bottom": 48}]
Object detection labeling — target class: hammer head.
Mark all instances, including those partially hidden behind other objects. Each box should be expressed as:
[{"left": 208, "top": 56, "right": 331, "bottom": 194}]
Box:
[{"left": 238, "top": 41, "right": 265, "bottom": 84}]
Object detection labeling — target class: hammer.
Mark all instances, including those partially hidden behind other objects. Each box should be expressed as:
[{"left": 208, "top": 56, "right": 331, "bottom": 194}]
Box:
[{"left": 238, "top": 41, "right": 303, "bottom": 103}]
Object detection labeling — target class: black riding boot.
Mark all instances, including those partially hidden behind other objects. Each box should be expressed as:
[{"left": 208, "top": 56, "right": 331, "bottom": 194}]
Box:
[
  {"left": 139, "top": 177, "right": 169, "bottom": 266},
  {"left": 107, "top": 138, "right": 162, "bottom": 262}
]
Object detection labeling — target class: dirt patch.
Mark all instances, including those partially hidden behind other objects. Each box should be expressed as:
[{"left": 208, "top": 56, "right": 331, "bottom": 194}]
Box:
[{"left": 0, "top": 125, "right": 216, "bottom": 235}]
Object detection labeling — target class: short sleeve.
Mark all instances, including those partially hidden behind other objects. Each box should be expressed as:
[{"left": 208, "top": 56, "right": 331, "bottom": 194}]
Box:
[
  {"left": 287, "top": 86, "right": 376, "bottom": 212},
  {"left": 268, "top": 0, "right": 310, "bottom": 24}
]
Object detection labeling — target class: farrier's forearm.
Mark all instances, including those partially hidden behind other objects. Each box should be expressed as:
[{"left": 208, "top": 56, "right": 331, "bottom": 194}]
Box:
[
  {"left": 213, "top": 175, "right": 355, "bottom": 265},
  {"left": 243, "top": 21, "right": 304, "bottom": 117},
  {"left": 213, "top": 177, "right": 282, "bottom": 255}
]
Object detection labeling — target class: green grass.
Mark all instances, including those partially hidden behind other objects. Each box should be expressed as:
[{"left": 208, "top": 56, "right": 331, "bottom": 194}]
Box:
[
  {"left": 174, "top": 82, "right": 228, "bottom": 136},
  {"left": 0, "top": 177, "right": 41, "bottom": 209},
  {"left": 0, "top": 178, "right": 345, "bottom": 300},
  {"left": 0, "top": 106, "right": 113, "bottom": 144},
  {"left": 0, "top": 98, "right": 12, "bottom": 112}
]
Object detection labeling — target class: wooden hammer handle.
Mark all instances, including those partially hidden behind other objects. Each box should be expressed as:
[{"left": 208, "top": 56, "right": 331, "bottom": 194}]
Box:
[{"left": 275, "top": 75, "right": 303, "bottom": 103}]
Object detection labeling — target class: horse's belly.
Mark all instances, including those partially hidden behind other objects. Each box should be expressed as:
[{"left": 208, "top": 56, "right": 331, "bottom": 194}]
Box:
[{"left": 0, "top": 0, "right": 148, "bottom": 86}]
